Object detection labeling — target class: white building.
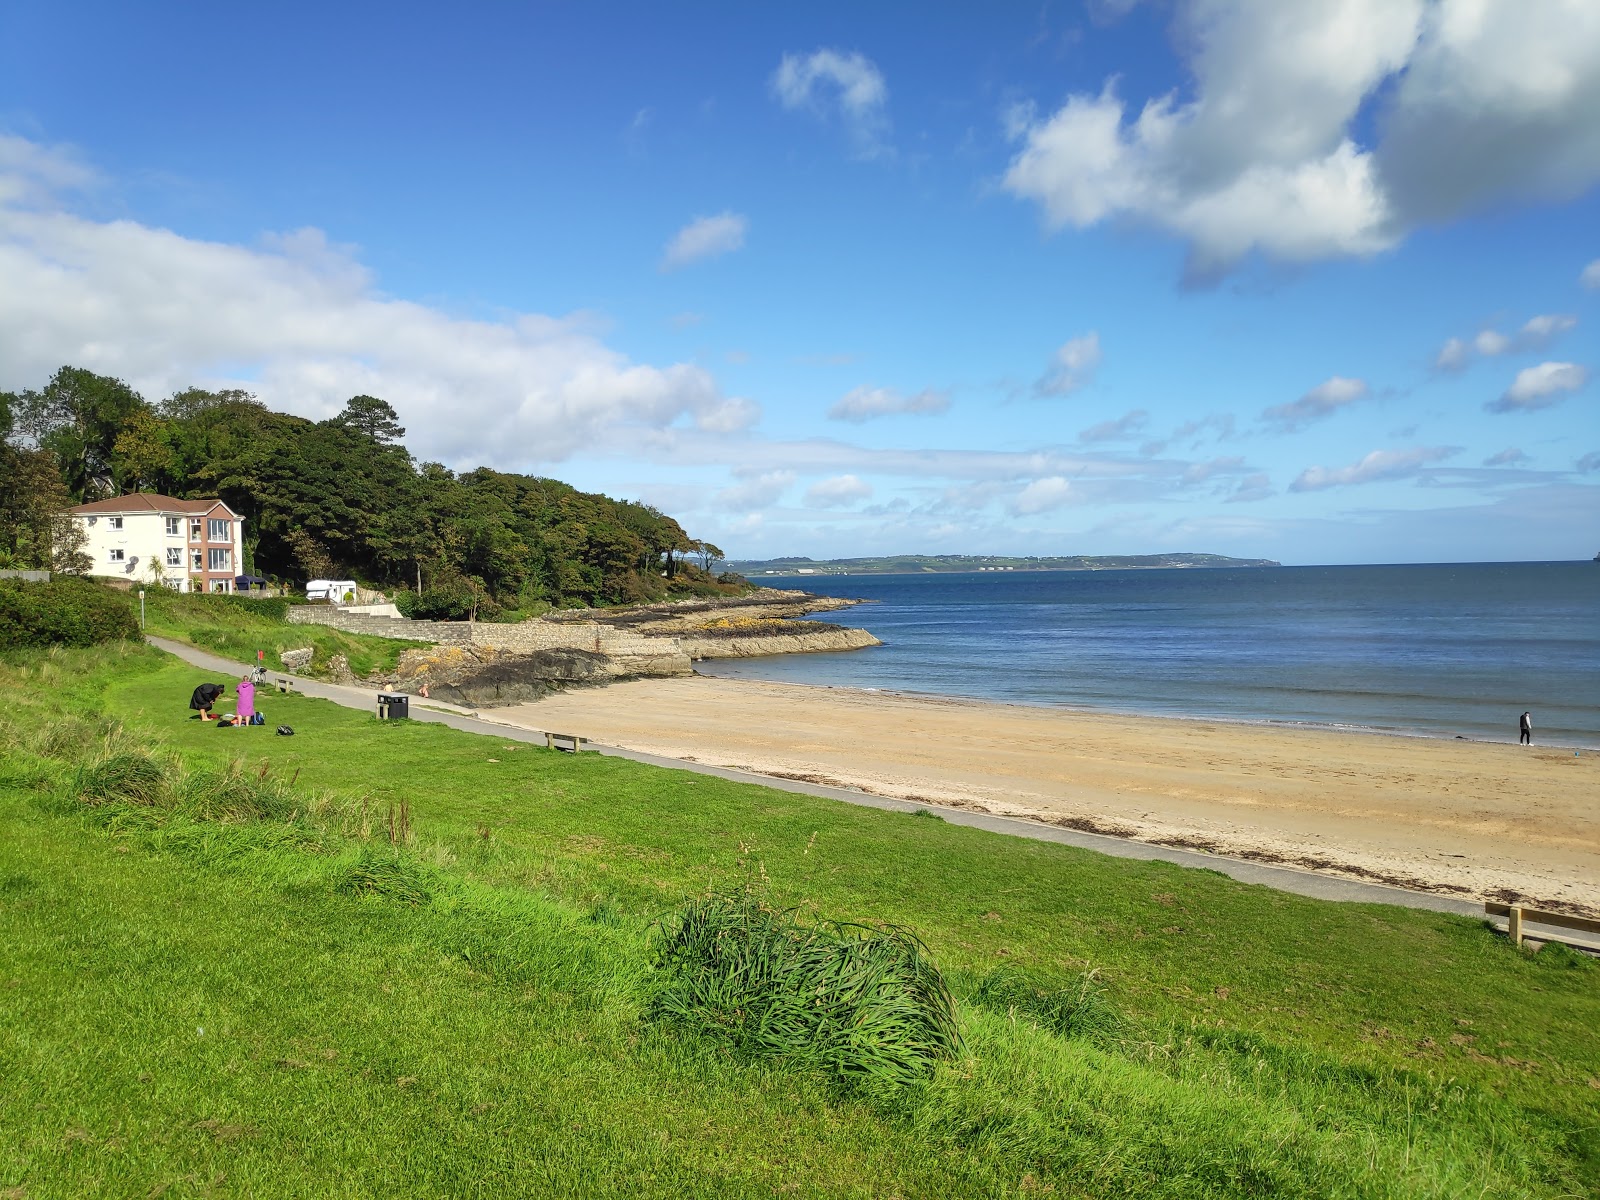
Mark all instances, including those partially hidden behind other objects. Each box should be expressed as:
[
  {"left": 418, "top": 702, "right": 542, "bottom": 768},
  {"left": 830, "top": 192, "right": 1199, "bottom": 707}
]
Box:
[{"left": 66, "top": 493, "right": 247, "bottom": 594}]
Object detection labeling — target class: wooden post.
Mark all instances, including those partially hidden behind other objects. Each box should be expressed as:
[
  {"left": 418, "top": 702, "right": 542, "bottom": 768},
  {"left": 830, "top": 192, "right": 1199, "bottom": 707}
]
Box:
[
  {"left": 544, "top": 732, "right": 553, "bottom": 750},
  {"left": 1508, "top": 907, "right": 1524, "bottom": 947}
]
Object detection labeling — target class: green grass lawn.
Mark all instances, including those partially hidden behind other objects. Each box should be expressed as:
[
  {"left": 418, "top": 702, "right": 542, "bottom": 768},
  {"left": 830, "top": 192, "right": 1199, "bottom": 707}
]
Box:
[{"left": 1, "top": 643, "right": 1597, "bottom": 1198}]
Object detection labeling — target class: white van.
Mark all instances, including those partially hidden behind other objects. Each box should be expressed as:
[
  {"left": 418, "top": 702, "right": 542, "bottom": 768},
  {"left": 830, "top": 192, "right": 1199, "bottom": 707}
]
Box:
[{"left": 305, "top": 579, "right": 359, "bottom": 604}]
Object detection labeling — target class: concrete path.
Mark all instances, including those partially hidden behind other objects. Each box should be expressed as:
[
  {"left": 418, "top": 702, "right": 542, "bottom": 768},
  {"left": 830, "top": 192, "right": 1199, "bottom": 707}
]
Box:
[{"left": 148, "top": 635, "right": 1553, "bottom": 932}]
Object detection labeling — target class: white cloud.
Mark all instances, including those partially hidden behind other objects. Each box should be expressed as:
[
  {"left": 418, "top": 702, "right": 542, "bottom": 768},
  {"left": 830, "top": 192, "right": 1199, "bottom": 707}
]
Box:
[
  {"left": 1473, "top": 329, "right": 1510, "bottom": 356},
  {"left": 1489, "top": 361, "right": 1589, "bottom": 412},
  {"left": 1225, "top": 472, "right": 1274, "bottom": 503},
  {"left": 1260, "top": 375, "right": 1368, "bottom": 432},
  {"left": 1584, "top": 259, "right": 1600, "bottom": 289},
  {"left": 1435, "top": 313, "right": 1578, "bottom": 370},
  {"left": 0, "top": 140, "right": 758, "bottom": 470},
  {"left": 1003, "top": 1, "right": 1600, "bottom": 280},
  {"left": 1434, "top": 337, "right": 1470, "bottom": 372},
  {"left": 1079, "top": 408, "right": 1147, "bottom": 442},
  {"left": 805, "top": 474, "right": 873, "bottom": 508},
  {"left": 827, "top": 385, "right": 950, "bottom": 422},
  {"left": 1290, "top": 446, "right": 1458, "bottom": 492},
  {"left": 1181, "top": 455, "right": 1248, "bottom": 484},
  {"left": 1036, "top": 332, "right": 1101, "bottom": 396},
  {"left": 771, "top": 49, "right": 889, "bottom": 155},
  {"left": 661, "top": 212, "right": 748, "bottom": 271},
  {"left": 1484, "top": 447, "right": 1528, "bottom": 466},
  {"left": 1518, "top": 313, "right": 1577, "bottom": 345},
  {"left": 1011, "top": 476, "right": 1074, "bottom": 514},
  {"left": 717, "top": 469, "right": 795, "bottom": 512}
]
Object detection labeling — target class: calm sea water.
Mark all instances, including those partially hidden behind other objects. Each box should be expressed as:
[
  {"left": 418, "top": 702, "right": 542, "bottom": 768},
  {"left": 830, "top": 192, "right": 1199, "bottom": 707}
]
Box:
[{"left": 699, "top": 563, "right": 1600, "bottom": 745}]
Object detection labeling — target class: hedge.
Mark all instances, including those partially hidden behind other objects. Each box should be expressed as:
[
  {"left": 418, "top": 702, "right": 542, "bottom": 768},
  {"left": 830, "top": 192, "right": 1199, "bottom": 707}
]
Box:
[{"left": 0, "top": 578, "right": 141, "bottom": 649}]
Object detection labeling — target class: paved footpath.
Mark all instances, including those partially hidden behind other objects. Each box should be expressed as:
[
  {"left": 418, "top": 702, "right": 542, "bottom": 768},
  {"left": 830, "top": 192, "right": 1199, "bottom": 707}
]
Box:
[{"left": 150, "top": 636, "right": 1502, "bottom": 921}]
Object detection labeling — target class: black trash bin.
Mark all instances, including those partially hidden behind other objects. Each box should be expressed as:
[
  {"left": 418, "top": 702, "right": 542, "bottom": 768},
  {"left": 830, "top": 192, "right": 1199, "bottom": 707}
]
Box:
[{"left": 377, "top": 692, "right": 410, "bottom": 720}]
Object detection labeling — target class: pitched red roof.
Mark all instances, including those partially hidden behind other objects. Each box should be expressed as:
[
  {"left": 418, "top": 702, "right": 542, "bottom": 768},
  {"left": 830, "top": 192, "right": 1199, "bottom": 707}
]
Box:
[{"left": 68, "top": 493, "right": 239, "bottom": 517}]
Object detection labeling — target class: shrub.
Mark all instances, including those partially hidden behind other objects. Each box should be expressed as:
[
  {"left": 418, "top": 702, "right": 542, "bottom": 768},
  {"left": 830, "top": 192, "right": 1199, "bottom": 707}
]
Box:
[
  {"left": 0, "top": 578, "right": 140, "bottom": 648},
  {"left": 650, "top": 891, "right": 963, "bottom": 1093}
]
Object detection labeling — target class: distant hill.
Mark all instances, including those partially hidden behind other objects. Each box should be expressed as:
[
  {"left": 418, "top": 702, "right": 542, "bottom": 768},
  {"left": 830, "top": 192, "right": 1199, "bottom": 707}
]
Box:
[{"left": 727, "top": 553, "right": 1281, "bottom": 576}]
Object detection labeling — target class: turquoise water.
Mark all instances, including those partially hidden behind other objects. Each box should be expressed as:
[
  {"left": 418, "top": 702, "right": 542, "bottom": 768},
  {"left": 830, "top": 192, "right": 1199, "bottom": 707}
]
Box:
[{"left": 698, "top": 563, "right": 1600, "bottom": 745}]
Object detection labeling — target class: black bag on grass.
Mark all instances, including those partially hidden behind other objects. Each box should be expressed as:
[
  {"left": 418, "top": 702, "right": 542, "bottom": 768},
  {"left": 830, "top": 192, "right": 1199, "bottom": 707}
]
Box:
[{"left": 276, "top": 725, "right": 295, "bottom": 736}]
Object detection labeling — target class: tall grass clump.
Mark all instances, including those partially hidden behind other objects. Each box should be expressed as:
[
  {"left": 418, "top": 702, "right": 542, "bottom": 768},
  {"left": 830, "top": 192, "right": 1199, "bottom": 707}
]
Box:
[
  {"left": 336, "top": 846, "right": 435, "bottom": 905},
  {"left": 650, "top": 890, "right": 963, "bottom": 1094},
  {"left": 73, "top": 746, "right": 170, "bottom": 807},
  {"left": 971, "top": 965, "right": 1122, "bottom": 1046},
  {"left": 169, "top": 762, "right": 300, "bottom": 823}
]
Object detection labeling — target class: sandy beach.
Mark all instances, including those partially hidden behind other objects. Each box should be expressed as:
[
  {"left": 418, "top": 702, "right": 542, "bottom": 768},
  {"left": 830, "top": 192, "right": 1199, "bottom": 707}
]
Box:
[{"left": 494, "top": 676, "right": 1600, "bottom": 914}]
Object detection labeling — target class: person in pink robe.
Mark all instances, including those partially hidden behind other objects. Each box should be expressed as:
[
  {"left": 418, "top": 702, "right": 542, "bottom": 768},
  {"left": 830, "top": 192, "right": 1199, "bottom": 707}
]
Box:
[{"left": 236, "top": 677, "right": 256, "bottom": 723}]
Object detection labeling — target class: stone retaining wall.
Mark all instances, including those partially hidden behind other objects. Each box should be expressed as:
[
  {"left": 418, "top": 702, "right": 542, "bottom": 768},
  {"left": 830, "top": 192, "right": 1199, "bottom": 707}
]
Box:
[{"left": 286, "top": 607, "right": 472, "bottom": 644}]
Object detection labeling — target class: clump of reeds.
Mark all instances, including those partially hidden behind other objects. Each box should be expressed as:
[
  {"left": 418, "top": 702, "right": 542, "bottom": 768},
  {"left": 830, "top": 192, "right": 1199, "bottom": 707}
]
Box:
[
  {"left": 336, "top": 847, "right": 434, "bottom": 906},
  {"left": 971, "top": 965, "right": 1121, "bottom": 1046},
  {"left": 650, "top": 890, "right": 963, "bottom": 1093}
]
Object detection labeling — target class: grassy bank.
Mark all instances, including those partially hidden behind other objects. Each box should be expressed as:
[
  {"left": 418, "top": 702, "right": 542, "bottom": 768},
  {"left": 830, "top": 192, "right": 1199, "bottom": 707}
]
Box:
[
  {"left": 1, "top": 643, "right": 1596, "bottom": 1198},
  {"left": 138, "top": 589, "right": 407, "bottom": 677}
]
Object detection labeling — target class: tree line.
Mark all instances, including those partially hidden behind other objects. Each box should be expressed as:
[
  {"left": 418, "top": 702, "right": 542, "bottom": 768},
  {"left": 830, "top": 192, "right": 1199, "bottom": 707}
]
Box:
[{"left": 0, "top": 366, "right": 733, "bottom": 614}]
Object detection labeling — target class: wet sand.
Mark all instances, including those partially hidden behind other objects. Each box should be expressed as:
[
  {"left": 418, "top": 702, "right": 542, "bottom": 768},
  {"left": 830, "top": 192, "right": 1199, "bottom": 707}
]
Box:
[{"left": 493, "top": 675, "right": 1600, "bottom": 914}]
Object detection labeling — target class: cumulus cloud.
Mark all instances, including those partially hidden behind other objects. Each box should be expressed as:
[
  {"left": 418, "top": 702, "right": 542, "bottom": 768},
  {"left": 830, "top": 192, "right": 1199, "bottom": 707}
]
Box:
[
  {"left": 1484, "top": 447, "right": 1529, "bottom": 466},
  {"left": 1011, "top": 476, "right": 1075, "bottom": 514},
  {"left": 1260, "top": 375, "right": 1368, "bottom": 432},
  {"left": 1290, "top": 445, "right": 1458, "bottom": 491},
  {"left": 0, "top": 138, "right": 757, "bottom": 470},
  {"left": 1584, "top": 259, "right": 1600, "bottom": 289},
  {"left": 1435, "top": 314, "right": 1577, "bottom": 370},
  {"left": 717, "top": 469, "right": 795, "bottom": 512},
  {"left": 805, "top": 474, "right": 873, "bottom": 508},
  {"left": 1003, "top": 1, "right": 1600, "bottom": 280},
  {"left": 1035, "top": 332, "right": 1101, "bottom": 396},
  {"left": 827, "top": 385, "right": 950, "bottom": 422},
  {"left": 1079, "top": 408, "right": 1147, "bottom": 442},
  {"left": 661, "top": 212, "right": 748, "bottom": 270},
  {"left": 1488, "top": 361, "right": 1589, "bottom": 412},
  {"left": 771, "top": 49, "right": 889, "bottom": 155}
]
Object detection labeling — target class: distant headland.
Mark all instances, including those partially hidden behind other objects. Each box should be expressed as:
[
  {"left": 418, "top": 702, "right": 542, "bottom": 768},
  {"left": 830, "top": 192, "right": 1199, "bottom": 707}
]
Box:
[{"left": 726, "top": 553, "right": 1281, "bottom": 576}]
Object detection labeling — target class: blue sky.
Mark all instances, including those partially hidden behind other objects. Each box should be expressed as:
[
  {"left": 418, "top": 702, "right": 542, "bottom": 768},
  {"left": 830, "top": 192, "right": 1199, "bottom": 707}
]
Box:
[{"left": 1, "top": 1, "right": 1596, "bottom": 564}]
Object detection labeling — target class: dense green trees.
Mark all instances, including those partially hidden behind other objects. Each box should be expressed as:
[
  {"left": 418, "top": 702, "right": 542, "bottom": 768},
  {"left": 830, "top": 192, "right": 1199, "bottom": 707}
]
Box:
[{"left": 0, "top": 366, "right": 737, "bottom": 608}]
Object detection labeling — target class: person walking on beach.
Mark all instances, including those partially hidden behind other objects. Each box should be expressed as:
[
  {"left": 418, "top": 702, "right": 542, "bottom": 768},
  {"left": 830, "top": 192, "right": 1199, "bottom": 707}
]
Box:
[{"left": 1519, "top": 711, "right": 1532, "bottom": 746}]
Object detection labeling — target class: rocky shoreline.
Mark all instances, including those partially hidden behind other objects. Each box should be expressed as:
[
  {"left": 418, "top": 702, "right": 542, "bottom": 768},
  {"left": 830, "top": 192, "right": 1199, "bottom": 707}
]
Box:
[{"left": 338, "top": 588, "right": 879, "bottom": 707}]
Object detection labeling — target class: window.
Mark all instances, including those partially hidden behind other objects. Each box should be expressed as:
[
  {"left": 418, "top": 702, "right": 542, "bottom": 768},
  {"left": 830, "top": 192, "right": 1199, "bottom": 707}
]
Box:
[
  {"left": 166, "top": 517, "right": 180, "bottom": 536},
  {"left": 108, "top": 549, "right": 125, "bottom": 563},
  {"left": 209, "top": 579, "right": 231, "bottom": 594},
  {"left": 165, "top": 547, "right": 182, "bottom": 567},
  {"left": 208, "top": 548, "right": 231, "bottom": 571},
  {"left": 191, "top": 550, "right": 203, "bottom": 570},
  {"left": 109, "top": 516, "right": 123, "bottom": 530},
  {"left": 190, "top": 519, "right": 202, "bottom": 542},
  {"left": 208, "top": 518, "right": 231, "bottom": 542}
]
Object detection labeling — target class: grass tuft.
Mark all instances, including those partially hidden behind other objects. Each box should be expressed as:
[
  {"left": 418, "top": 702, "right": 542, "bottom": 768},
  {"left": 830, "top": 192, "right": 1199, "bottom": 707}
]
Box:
[
  {"left": 650, "top": 890, "right": 963, "bottom": 1094},
  {"left": 74, "top": 747, "right": 170, "bottom": 807},
  {"left": 336, "top": 848, "right": 435, "bottom": 905},
  {"left": 970, "top": 964, "right": 1122, "bottom": 1046}
]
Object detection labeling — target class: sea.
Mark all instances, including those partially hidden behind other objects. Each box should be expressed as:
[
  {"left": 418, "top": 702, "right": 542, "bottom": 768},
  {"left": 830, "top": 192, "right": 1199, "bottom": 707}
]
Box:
[{"left": 697, "top": 562, "right": 1600, "bottom": 747}]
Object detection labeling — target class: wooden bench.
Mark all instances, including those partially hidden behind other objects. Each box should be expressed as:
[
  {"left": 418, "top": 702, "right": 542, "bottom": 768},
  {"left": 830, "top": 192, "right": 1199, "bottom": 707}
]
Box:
[
  {"left": 1486, "top": 903, "right": 1600, "bottom": 951},
  {"left": 274, "top": 677, "right": 294, "bottom": 695},
  {"left": 544, "top": 732, "right": 588, "bottom": 754}
]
